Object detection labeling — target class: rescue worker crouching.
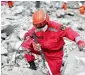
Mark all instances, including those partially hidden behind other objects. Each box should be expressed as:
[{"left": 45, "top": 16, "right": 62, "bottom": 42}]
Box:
[{"left": 21, "top": 9, "right": 85, "bottom": 75}]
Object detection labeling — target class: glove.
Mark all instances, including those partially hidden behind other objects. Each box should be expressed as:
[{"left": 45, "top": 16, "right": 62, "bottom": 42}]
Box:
[
  {"left": 78, "top": 40, "right": 85, "bottom": 49},
  {"left": 28, "top": 61, "right": 37, "bottom": 70},
  {"left": 32, "top": 42, "right": 41, "bottom": 51}
]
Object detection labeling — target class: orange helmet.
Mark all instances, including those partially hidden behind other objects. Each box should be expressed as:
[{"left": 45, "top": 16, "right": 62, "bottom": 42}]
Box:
[{"left": 33, "top": 9, "right": 49, "bottom": 27}]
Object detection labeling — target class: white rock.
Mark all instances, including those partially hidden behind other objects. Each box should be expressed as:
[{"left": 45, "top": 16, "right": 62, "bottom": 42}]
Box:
[
  {"left": 1, "top": 41, "right": 8, "bottom": 54},
  {"left": 12, "top": 6, "right": 24, "bottom": 15},
  {"left": 76, "top": 72, "right": 85, "bottom": 75},
  {"left": 63, "top": 50, "right": 85, "bottom": 75},
  {"left": 15, "top": 41, "right": 23, "bottom": 50},
  {"left": 17, "top": 30, "right": 27, "bottom": 40},
  {"left": 1, "top": 55, "right": 8, "bottom": 64},
  {"left": 1, "top": 46, "right": 8, "bottom": 54}
]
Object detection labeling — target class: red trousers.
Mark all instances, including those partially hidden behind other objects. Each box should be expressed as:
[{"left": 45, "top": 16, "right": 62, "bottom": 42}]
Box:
[
  {"left": 44, "top": 50, "right": 63, "bottom": 75},
  {"left": 25, "top": 48, "right": 63, "bottom": 75},
  {"left": 24, "top": 46, "right": 40, "bottom": 62}
]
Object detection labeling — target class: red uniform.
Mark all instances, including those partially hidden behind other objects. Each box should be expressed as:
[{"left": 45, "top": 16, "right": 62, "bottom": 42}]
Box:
[
  {"left": 62, "top": 2, "right": 67, "bottom": 10},
  {"left": 22, "top": 21, "right": 79, "bottom": 75},
  {"left": 79, "top": 5, "right": 85, "bottom": 15},
  {"left": 1, "top": 1, "right": 13, "bottom": 8},
  {"left": 8, "top": 1, "right": 13, "bottom": 8}
]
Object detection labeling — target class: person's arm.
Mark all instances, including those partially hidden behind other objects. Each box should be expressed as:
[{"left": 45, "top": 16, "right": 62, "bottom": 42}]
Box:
[
  {"left": 60, "top": 25, "right": 85, "bottom": 48},
  {"left": 21, "top": 28, "right": 37, "bottom": 70},
  {"left": 64, "top": 27, "right": 80, "bottom": 41},
  {"left": 21, "top": 27, "right": 35, "bottom": 54}
]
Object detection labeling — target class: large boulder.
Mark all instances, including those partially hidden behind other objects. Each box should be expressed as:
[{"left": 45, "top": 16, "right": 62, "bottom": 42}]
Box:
[{"left": 62, "top": 49, "right": 85, "bottom": 75}]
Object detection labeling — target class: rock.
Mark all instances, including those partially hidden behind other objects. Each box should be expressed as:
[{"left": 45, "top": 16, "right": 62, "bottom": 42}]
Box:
[
  {"left": 62, "top": 50, "right": 85, "bottom": 75},
  {"left": 67, "top": 1, "right": 79, "bottom": 8},
  {"left": 15, "top": 41, "right": 23, "bottom": 50},
  {"left": 1, "top": 55, "right": 8, "bottom": 64},
  {"left": 1, "top": 33, "right": 7, "bottom": 40},
  {"left": 55, "top": 2, "right": 63, "bottom": 8},
  {"left": 17, "top": 30, "right": 26, "bottom": 40},
  {"left": 1, "top": 41, "right": 8, "bottom": 54},
  {"left": 1, "top": 46, "right": 8, "bottom": 54},
  {"left": 76, "top": 72, "right": 85, "bottom": 75},
  {"left": 77, "top": 27, "right": 84, "bottom": 31},
  {"left": 4, "top": 25, "right": 16, "bottom": 36},
  {"left": 12, "top": 67, "right": 36, "bottom": 75},
  {"left": 35, "top": 1, "right": 41, "bottom": 8},
  {"left": 12, "top": 6, "right": 24, "bottom": 15}
]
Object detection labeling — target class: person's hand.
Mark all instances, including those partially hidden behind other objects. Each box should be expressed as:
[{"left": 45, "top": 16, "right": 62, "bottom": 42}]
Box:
[
  {"left": 32, "top": 42, "right": 41, "bottom": 51},
  {"left": 25, "top": 36, "right": 30, "bottom": 40},
  {"left": 78, "top": 40, "right": 85, "bottom": 49}
]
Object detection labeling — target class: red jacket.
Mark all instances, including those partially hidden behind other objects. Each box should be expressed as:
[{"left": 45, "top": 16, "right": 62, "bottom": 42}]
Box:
[{"left": 22, "top": 21, "right": 79, "bottom": 58}]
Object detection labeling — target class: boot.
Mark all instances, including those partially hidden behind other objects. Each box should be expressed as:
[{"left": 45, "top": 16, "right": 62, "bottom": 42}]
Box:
[{"left": 28, "top": 61, "right": 37, "bottom": 70}]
